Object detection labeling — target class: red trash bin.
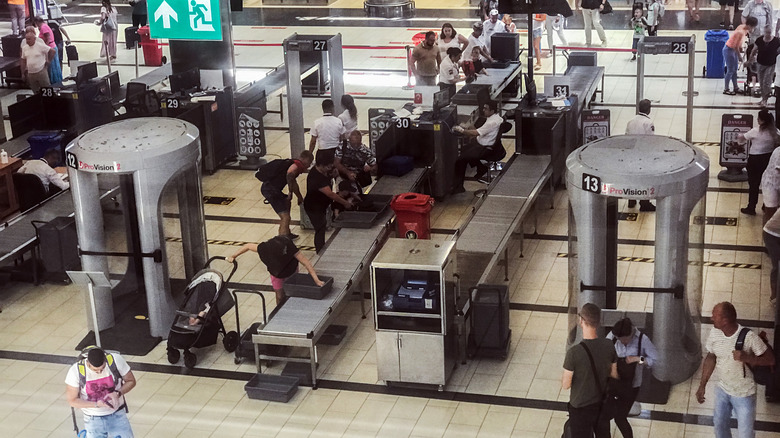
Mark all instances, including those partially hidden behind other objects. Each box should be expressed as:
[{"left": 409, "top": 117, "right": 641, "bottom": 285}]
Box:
[
  {"left": 391, "top": 193, "right": 434, "bottom": 239},
  {"left": 137, "top": 26, "right": 163, "bottom": 66}
]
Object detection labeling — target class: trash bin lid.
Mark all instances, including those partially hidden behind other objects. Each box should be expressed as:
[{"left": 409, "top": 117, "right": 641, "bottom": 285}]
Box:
[
  {"left": 705, "top": 29, "right": 730, "bottom": 41},
  {"left": 391, "top": 192, "right": 432, "bottom": 208}
]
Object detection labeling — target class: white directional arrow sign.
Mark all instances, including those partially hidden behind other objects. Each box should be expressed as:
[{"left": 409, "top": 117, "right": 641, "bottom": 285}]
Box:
[{"left": 154, "top": 1, "right": 178, "bottom": 29}]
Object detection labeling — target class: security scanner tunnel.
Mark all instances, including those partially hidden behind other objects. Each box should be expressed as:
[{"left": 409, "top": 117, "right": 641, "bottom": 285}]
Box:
[
  {"left": 566, "top": 135, "right": 709, "bottom": 398},
  {"left": 66, "top": 118, "right": 207, "bottom": 338}
]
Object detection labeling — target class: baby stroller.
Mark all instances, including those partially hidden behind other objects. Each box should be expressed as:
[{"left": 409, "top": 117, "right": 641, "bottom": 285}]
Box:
[{"left": 166, "top": 256, "right": 240, "bottom": 369}]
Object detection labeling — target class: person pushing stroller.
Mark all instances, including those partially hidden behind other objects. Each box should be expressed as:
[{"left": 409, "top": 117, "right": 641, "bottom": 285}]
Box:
[{"left": 227, "top": 235, "right": 323, "bottom": 305}]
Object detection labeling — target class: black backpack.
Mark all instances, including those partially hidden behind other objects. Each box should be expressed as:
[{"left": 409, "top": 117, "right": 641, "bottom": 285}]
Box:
[
  {"left": 255, "top": 159, "right": 294, "bottom": 183},
  {"left": 735, "top": 327, "right": 774, "bottom": 385}
]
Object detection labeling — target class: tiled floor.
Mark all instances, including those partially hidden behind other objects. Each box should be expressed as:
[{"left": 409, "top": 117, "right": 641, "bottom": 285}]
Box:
[{"left": 1, "top": 1, "right": 780, "bottom": 437}]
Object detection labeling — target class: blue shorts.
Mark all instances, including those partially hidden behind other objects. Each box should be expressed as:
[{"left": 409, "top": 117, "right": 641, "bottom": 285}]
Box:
[{"left": 533, "top": 28, "right": 543, "bottom": 39}]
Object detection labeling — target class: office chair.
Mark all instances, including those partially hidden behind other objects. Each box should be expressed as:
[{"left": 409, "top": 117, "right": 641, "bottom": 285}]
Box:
[
  {"left": 474, "top": 120, "right": 512, "bottom": 198},
  {"left": 12, "top": 173, "right": 48, "bottom": 212},
  {"left": 123, "top": 82, "right": 160, "bottom": 117}
]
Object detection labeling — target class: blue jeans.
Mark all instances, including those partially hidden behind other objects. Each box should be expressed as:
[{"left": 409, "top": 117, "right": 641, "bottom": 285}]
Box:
[
  {"left": 713, "top": 385, "right": 756, "bottom": 438},
  {"left": 723, "top": 45, "right": 739, "bottom": 92},
  {"left": 84, "top": 409, "right": 134, "bottom": 438}
]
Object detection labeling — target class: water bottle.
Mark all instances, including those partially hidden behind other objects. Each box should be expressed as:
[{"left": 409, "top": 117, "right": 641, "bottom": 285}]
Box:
[{"left": 0, "top": 149, "right": 8, "bottom": 164}]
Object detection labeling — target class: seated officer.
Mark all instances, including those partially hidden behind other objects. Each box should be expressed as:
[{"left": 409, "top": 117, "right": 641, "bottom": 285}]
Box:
[
  {"left": 17, "top": 148, "right": 69, "bottom": 193},
  {"left": 451, "top": 100, "right": 503, "bottom": 193}
]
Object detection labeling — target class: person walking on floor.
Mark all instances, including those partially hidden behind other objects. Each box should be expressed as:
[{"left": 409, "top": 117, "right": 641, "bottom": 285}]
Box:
[
  {"left": 66, "top": 347, "right": 137, "bottom": 438},
  {"left": 646, "top": 0, "right": 662, "bottom": 36},
  {"left": 8, "top": 0, "right": 25, "bottom": 36},
  {"left": 606, "top": 318, "right": 659, "bottom": 438},
  {"left": 561, "top": 303, "right": 618, "bottom": 438},
  {"left": 96, "top": 0, "right": 119, "bottom": 61},
  {"left": 723, "top": 17, "right": 758, "bottom": 95},
  {"left": 129, "top": 0, "right": 148, "bottom": 27},
  {"left": 579, "top": 0, "right": 608, "bottom": 47},
  {"left": 742, "top": 0, "right": 773, "bottom": 43},
  {"left": 753, "top": 25, "right": 780, "bottom": 107},
  {"left": 545, "top": 14, "right": 568, "bottom": 56},
  {"left": 761, "top": 145, "right": 780, "bottom": 307},
  {"left": 738, "top": 108, "right": 780, "bottom": 216},
  {"left": 696, "top": 302, "right": 775, "bottom": 438},
  {"left": 308, "top": 99, "right": 346, "bottom": 163}
]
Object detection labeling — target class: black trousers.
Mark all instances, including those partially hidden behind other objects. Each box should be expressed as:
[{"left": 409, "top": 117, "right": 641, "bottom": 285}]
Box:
[
  {"left": 747, "top": 152, "right": 772, "bottom": 210},
  {"left": 611, "top": 386, "right": 641, "bottom": 438},
  {"left": 567, "top": 401, "right": 610, "bottom": 438},
  {"left": 132, "top": 14, "right": 148, "bottom": 27},
  {"left": 306, "top": 206, "right": 327, "bottom": 253},
  {"left": 453, "top": 140, "right": 490, "bottom": 190}
]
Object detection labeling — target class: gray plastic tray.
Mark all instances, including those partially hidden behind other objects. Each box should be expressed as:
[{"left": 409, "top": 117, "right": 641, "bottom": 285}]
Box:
[
  {"left": 283, "top": 274, "right": 334, "bottom": 300},
  {"left": 244, "top": 373, "right": 300, "bottom": 403}
]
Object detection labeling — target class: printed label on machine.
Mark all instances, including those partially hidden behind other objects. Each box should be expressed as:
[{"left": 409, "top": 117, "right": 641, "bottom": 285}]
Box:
[
  {"left": 582, "top": 110, "right": 610, "bottom": 144},
  {"left": 719, "top": 114, "right": 753, "bottom": 167},
  {"left": 601, "top": 184, "right": 657, "bottom": 198}
]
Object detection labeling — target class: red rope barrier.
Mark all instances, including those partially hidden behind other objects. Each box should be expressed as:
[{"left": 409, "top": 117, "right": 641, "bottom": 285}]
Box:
[{"left": 555, "top": 45, "right": 635, "bottom": 53}]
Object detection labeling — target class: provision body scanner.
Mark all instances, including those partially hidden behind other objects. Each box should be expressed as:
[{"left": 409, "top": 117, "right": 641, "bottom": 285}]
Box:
[
  {"left": 66, "top": 118, "right": 207, "bottom": 338},
  {"left": 566, "top": 135, "right": 709, "bottom": 384}
]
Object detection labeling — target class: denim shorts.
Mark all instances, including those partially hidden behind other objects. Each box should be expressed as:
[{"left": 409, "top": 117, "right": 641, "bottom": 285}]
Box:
[
  {"left": 83, "top": 409, "right": 134, "bottom": 438},
  {"left": 533, "top": 28, "right": 543, "bottom": 39}
]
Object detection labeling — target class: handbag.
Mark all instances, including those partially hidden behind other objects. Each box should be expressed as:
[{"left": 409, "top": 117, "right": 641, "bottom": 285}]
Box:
[
  {"left": 100, "top": 12, "right": 117, "bottom": 32},
  {"left": 601, "top": 0, "right": 613, "bottom": 14}
]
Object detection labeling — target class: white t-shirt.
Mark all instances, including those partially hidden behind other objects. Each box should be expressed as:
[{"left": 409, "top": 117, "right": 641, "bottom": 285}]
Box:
[
  {"left": 21, "top": 38, "right": 51, "bottom": 74},
  {"left": 477, "top": 113, "right": 503, "bottom": 146},
  {"left": 65, "top": 353, "right": 131, "bottom": 416},
  {"left": 705, "top": 325, "right": 768, "bottom": 397},
  {"left": 439, "top": 56, "right": 460, "bottom": 84},
  {"left": 310, "top": 114, "right": 345, "bottom": 151},
  {"left": 438, "top": 36, "right": 461, "bottom": 59},
  {"left": 464, "top": 34, "right": 485, "bottom": 61},
  {"left": 625, "top": 113, "right": 655, "bottom": 135},
  {"left": 761, "top": 147, "right": 780, "bottom": 208},
  {"left": 744, "top": 126, "right": 779, "bottom": 155},
  {"left": 338, "top": 109, "right": 357, "bottom": 137}
]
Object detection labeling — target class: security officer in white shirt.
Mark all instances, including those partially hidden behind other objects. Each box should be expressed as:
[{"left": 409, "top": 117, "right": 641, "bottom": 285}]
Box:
[
  {"left": 17, "top": 148, "right": 69, "bottom": 193},
  {"left": 625, "top": 99, "right": 655, "bottom": 135},
  {"left": 451, "top": 100, "right": 504, "bottom": 193},
  {"left": 308, "top": 99, "right": 346, "bottom": 163}
]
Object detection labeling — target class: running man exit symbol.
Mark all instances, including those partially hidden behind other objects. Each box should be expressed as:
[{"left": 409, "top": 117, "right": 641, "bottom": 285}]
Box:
[
  {"left": 189, "top": 0, "right": 214, "bottom": 32},
  {"left": 148, "top": 0, "right": 222, "bottom": 41}
]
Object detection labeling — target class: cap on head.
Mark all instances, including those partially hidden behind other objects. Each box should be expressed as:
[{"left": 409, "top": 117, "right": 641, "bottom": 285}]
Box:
[
  {"left": 490, "top": 9, "right": 499, "bottom": 16},
  {"left": 473, "top": 22, "right": 483, "bottom": 30},
  {"left": 87, "top": 348, "right": 106, "bottom": 367}
]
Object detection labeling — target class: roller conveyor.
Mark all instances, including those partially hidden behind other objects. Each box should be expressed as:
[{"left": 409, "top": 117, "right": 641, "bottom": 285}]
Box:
[{"left": 252, "top": 169, "right": 426, "bottom": 387}]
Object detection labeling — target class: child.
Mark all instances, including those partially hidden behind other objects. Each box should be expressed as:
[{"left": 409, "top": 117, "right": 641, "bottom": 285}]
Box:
[
  {"left": 332, "top": 180, "right": 361, "bottom": 218},
  {"left": 630, "top": 5, "right": 648, "bottom": 61},
  {"left": 463, "top": 49, "right": 489, "bottom": 82},
  {"left": 745, "top": 42, "right": 759, "bottom": 96}
]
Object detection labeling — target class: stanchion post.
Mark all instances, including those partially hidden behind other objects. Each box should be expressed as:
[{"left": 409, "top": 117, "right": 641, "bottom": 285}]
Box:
[
  {"left": 134, "top": 41, "right": 139, "bottom": 79},
  {"left": 552, "top": 45, "right": 556, "bottom": 76},
  {"left": 686, "top": 35, "right": 695, "bottom": 143},
  {"left": 403, "top": 45, "right": 414, "bottom": 90}
]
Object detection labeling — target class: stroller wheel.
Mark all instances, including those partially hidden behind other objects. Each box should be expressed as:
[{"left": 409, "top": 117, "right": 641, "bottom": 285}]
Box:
[
  {"left": 167, "top": 347, "right": 180, "bottom": 364},
  {"left": 183, "top": 350, "right": 197, "bottom": 369},
  {"left": 223, "top": 331, "right": 239, "bottom": 352}
]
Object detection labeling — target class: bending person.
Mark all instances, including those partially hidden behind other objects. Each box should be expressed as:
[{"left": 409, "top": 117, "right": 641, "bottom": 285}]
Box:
[{"left": 227, "top": 235, "right": 323, "bottom": 304}]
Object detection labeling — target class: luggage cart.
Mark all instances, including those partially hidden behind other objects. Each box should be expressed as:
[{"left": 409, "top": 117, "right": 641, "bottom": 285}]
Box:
[{"left": 229, "top": 289, "right": 268, "bottom": 364}]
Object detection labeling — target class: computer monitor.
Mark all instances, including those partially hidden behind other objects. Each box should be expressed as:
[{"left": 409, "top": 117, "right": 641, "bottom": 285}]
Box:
[
  {"left": 432, "top": 89, "right": 449, "bottom": 118},
  {"left": 169, "top": 68, "right": 200, "bottom": 94},
  {"left": 75, "top": 62, "right": 98, "bottom": 87},
  {"left": 106, "top": 70, "right": 120, "bottom": 99}
]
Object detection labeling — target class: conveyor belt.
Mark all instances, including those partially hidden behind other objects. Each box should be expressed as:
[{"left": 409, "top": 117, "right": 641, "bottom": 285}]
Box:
[
  {"left": 563, "top": 65, "right": 605, "bottom": 111},
  {"left": 457, "top": 154, "right": 553, "bottom": 287},
  {"left": 252, "top": 168, "right": 426, "bottom": 386}
]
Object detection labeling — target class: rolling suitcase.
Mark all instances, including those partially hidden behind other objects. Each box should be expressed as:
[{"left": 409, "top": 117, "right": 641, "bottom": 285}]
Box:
[
  {"left": 65, "top": 44, "right": 78, "bottom": 62},
  {"left": 125, "top": 26, "right": 140, "bottom": 49}
]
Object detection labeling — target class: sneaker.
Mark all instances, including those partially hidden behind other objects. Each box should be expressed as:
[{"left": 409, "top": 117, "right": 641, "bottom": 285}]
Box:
[
  {"left": 628, "top": 402, "right": 642, "bottom": 417},
  {"left": 477, "top": 175, "right": 491, "bottom": 184},
  {"left": 601, "top": 40, "right": 608, "bottom": 47},
  {"left": 741, "top": 207, "right": 756, "bottom": 215},
  {"left": 728, "top": 25, "right": 734, "bottom": 30},
  {"left": 630, "top": 55, "right": 636, "bottom": 61},
  {"left": 286, "top": 233, "right": 299, "bottom": 240}
]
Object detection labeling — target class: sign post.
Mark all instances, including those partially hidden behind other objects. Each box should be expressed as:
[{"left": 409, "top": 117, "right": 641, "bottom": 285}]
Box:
[
  {"left": 148, "top": 0, "right": 223, "bottom": 41},
  {"left": 717, "top": 114, "right": 753, "bottom": 182},
  {"left": 66, "top": 271, "right": 112, "bottom": 347}
]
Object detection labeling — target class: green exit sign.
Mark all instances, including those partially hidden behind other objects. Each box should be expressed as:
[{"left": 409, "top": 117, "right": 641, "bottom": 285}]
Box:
[{"left": 148, "top": 0, "right": 222, "bottom": 41}]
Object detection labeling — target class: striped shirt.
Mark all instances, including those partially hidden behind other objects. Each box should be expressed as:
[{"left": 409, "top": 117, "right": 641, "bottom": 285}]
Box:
[{"left": 705, "top": 325, "right": 768, "bottom": 397}]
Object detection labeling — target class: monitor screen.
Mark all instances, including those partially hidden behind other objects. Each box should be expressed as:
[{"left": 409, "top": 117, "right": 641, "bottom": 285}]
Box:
[
  {"left": 169, "top": 68, "right": 200, "bottom": 94},
  {"left": 433, "top": 89, "right": 449, "bottom": 112},
  {"left": 76, "top": 62, "right": 98, "bottom": 86},
  {"left": 106, "top": 71, "right": 120, "bottom": 99}
]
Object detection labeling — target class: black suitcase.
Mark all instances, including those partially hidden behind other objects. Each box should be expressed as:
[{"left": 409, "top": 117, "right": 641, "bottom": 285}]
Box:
[
  {"left": 65, "top": 44, "right": 78, "bottom": 62},
  {"left": 125, "top": 26, "right": 140, "bottom": 49}
]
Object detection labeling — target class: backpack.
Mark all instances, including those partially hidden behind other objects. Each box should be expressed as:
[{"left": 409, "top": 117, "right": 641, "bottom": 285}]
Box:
[
  {"left": 735, "top": 327, "right": 774, "bottom": 385},
  {"left": 254, "top": 158, "right": 294, "bottom": 183},
  {"left": 71, "top": 347, "right": 127, "bottom": 434}
]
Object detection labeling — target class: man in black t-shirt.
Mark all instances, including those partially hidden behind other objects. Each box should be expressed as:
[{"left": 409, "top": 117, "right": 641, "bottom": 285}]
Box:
[
  {"left": 226, "top": 235, "right": 323, "bottom": 303},
  {"left": 259, "top": 150, "right": 313, "bottom": 240},
  {"left": 561, "top": 303, "right": 617, "bottom": 438},
  {"left": 304, "top": 154, "right": 354, "bottom": 253}
]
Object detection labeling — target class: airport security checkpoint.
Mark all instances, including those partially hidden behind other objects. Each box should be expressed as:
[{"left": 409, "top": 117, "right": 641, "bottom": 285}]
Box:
[{"left": 1, "top": 0, "right": 780, "bottom": 436}]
